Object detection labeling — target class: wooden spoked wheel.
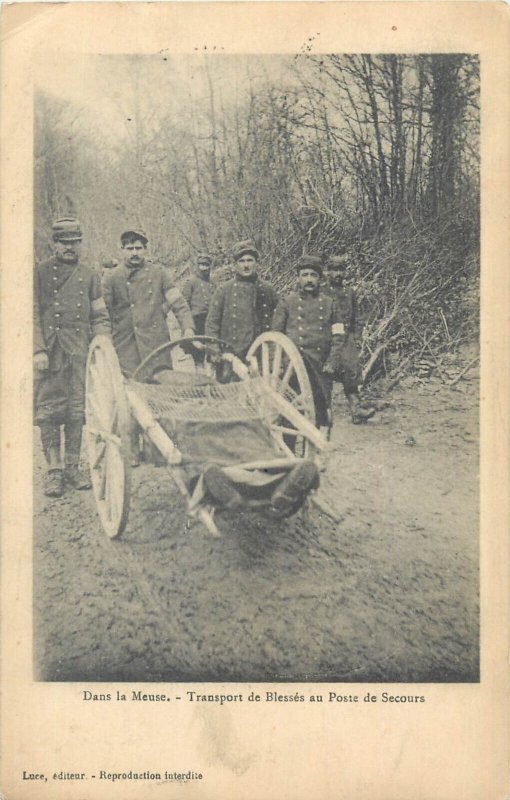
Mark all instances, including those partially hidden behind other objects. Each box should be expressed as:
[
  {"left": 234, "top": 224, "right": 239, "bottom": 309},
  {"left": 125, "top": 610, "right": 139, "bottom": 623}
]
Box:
[
  {"left": 86, "top": 335, "right": 131, "bottom": 538},
  {"left": 246, "top": 332, "right": 317, "bottom": 458}
]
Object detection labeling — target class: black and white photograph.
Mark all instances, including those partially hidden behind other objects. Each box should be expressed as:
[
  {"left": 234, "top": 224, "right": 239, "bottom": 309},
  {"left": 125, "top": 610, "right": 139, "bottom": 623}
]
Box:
[
  {"left": 32, "top": 49, "right": 480, "bottom": 685},
  {"left": 3, "top": 2, "right": 510, "bottom": 799}
]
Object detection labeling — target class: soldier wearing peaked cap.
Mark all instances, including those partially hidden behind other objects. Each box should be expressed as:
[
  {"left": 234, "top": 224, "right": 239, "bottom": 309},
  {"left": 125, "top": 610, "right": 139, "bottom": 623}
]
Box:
[
  {"left": 324, "top": 253, "right": 376, "bottom": 424},
  {"left": 102, "top": 228, "right": 195, "bottom": 375},
  {"left": 120, "top": 228, "right": 148, "bottom": 246},
  {"left": 205, "top": 239, "right": 278, "bottom": 361},
  {"left": 182, "top": 252, "right": 215, "bottom": 337},
  {"left": 272, "top": 254, "right": 345, "bottom": 433},
  {"left": 33, "top": 217, "right": 112, "bottom": 497},
  {"left": 102, "top": 228, "right": 195, "bottom": 465}
]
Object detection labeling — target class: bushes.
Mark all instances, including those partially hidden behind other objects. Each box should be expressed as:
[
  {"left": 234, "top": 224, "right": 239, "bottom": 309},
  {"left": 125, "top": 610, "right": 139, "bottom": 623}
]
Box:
[{"left": 34, "top": 54, "right": 479, "bottom": 383}]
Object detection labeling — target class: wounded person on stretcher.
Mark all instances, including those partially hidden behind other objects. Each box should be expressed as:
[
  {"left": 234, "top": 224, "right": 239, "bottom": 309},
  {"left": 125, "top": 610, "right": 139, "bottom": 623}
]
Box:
[
  {"left": 151, "top": 365, "right": 319, "bottom": 519},
  {"left": 201, "top": 461, "right": 319, "bottom": 519}
]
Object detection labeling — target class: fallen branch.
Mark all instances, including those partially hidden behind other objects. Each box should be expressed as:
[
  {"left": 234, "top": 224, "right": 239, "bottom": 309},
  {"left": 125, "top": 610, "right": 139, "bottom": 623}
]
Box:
[
  {"left": 405, "top": 312, "right": 449, "bottom": 382},
  {"left": 448, "top": 356, "right": 479, "bottom": 388},
  {"left": 362, "top": 342, "right": 386, "bottom": 383}
]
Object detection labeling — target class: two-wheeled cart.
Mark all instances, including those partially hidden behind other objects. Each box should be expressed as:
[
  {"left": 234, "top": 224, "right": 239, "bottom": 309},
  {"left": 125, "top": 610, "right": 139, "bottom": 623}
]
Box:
[{"left": 85, "top": 332, "right": 331, "bottom": 538}]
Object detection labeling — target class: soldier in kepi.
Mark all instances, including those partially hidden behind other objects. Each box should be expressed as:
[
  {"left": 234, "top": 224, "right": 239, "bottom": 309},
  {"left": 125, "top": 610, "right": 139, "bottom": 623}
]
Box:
[
  {"left": 33, "top": 217, "right": 112, "bottom": 497},
  {"left": 102, "top": 228, "right": 195, "bottom": 465},
  {"left": 324, "top": 253, "right": 376, "bottom": 424},
  {"left": 182, "top": 252, "right": 215, "bottom": 336},
  {"left": 272, "top": 255, "right": 345, "bottom": 434},
  {"left": 205, "top": 239, "right": 278, "bottom": 362},
  {"left": 181, "top": 252, "right": 215, "bottom": 366}
]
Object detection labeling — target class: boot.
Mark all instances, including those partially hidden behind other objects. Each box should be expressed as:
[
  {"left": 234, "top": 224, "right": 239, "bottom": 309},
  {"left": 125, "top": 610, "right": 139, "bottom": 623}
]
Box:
[
  {"left": 64, "top": 421, "right": 92, "bottom": 489},
  {"left": 270, "top": 461, "right": 319, "bottom": 519},
  {"left": 39, "top": 424, "right": 64, "bottom": 497},
  {"left": 44, "top": 468, "right": 64, "bottom": 498},
  {"left": 64, "top": 464, "right": 92, "bottom": 490},
  {"left": 347, "top": 394, "right": 376, "bottom": 425},
  {"left": 203, "top": 466, "right": 243, "bottom": 510}
]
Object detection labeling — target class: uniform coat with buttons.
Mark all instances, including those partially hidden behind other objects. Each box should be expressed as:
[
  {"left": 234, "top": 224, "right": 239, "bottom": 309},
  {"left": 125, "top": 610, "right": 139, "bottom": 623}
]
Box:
[
  {"left": 102, "top": 262, "right": 194, "bottom": 375},
  {"left": 33, "top": 256, "right": 111, "bottom": 425},
  {"left": 272, "top": 288, "right": 343, "bottom": 426},
  {"left": 272, "top": 289, "right": 342, "bottom": 367},
  {"left": 182, "top": 272, "right": 215, "bottom": 334},
  {"left": 205, "top": 275, "right": 278, "bottom": 357}
]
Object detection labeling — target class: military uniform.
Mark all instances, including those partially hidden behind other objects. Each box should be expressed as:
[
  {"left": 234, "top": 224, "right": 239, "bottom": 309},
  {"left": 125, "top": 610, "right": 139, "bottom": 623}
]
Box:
[
  {"left": 272, "top": 286, "right": 343, "bottom": 426},
  {"left": 34, "top": 217, "right": 111, "bottom": 496},
  {"left": 182, "top": 271, "right": 215, "bottom": 335},
  {"left": 272, "top": 289, "right": 341, "bottom": 366},
  {"left": 102, "top": 262, "right": 194, "bottom": 375},
  {"left": 323, "top": 254, "right": 376, "bottom": 424},
  {"left": 205, "top": 275, "right": 277, "bottom": 357},
  {"left": 101, "top": 258, "right": 118, "bottom": 283},
  {"left": 34, "top": 257, "right": 111, "bottom": 423},
  {"left": 322, "top": 283, "right": 361, "bottom": 394}
]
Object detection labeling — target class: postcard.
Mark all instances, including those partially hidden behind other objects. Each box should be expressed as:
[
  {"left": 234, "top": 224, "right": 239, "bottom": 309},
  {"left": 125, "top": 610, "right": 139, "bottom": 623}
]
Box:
[{"left": 1, "top": 2, "right": 508, "bottom": 798}]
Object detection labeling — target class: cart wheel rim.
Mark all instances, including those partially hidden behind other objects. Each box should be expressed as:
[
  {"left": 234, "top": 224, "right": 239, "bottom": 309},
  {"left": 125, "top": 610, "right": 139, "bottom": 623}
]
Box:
[{"left": 86, "top": 335, "right": 131, "bottom": 538}]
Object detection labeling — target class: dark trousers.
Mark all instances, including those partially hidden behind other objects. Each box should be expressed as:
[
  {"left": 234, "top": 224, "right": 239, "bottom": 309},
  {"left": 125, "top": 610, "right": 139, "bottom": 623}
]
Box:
[
  {"left": 301, "top": 356, "right": 332, "bottom": 428},
  {"left": 192, "top": 313, "right": 207, "bottom": 365},
  {"left": 336, "top": 335, "right": 361, "bottom": 396},
  {"left": 34, "top": 342, "right": 86, "bottom": 426},
  {"left": 193, "top": 313, "right": 207, "bottom": 336}
]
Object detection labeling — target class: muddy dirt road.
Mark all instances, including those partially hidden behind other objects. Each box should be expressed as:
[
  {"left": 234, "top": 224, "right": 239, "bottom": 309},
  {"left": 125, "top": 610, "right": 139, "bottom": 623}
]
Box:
[{"left": 33, "top": 374, "right": 478, "bottom": 683}]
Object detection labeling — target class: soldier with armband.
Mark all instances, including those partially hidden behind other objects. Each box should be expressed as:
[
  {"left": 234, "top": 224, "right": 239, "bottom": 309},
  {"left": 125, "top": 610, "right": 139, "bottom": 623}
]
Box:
[
  {"left": 324, "top": 253, "right": 376, "bottom": 424},
  {"left": 33, "top": 217, "right": 112, "bottom": 497}
]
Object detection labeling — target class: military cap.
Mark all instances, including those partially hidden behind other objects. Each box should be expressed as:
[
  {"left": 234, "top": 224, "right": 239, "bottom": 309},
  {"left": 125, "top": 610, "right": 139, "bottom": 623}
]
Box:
[
  {"left": 120, "top": 228, "right": 148, "bottom": 245},
  {"left": 197, "top": 252, "right": 213, "bottom": 266},
  {"left": 296, "top": 254, "right": 323, "bottom": 276},
  {"left": 326, "top": 254, "right": 349, "bottom": 270},
  {"left": 52, "top": 217, "right": 82, "bottom": 242},
  {"left": 102, "top": 258, "right": 118, "bottom": 269},
  {"left": 233, "top": 239, "right": 259, "bottom": 261}
]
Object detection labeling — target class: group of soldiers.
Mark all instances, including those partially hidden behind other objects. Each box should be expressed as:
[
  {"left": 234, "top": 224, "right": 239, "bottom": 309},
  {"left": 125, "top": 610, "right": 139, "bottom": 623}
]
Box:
[{"left": 34, "top": 217, "right": 375, "bottom": 498}]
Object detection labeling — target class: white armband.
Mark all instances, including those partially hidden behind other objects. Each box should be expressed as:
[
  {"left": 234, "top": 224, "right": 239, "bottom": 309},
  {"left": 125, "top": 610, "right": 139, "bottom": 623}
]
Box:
[
  {"left": 331, "top": 323, "right": 345, "bottom": 336},
  {"left": 165, "top": 287, "right": 182, "bottom": 305}
]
